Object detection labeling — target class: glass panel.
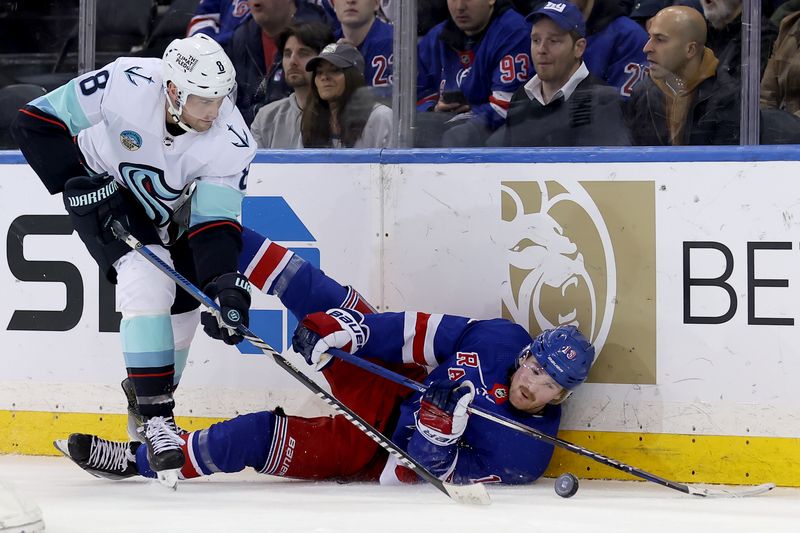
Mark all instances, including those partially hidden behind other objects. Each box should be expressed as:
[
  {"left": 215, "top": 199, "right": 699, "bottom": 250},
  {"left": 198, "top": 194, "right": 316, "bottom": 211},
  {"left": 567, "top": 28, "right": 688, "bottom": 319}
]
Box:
[{"left": 0, "top": 0, "right": 80, "bottom": 148}]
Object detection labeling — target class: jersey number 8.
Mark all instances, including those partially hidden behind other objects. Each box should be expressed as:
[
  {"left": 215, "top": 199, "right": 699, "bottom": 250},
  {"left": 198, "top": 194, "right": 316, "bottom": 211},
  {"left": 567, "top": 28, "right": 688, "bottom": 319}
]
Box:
[{"left": 79, "top": 70, "right": 110, "bottom": 96}]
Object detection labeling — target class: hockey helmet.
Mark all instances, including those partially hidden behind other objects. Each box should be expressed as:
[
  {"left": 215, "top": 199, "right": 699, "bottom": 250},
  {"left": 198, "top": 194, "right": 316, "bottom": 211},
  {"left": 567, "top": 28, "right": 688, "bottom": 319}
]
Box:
[
  {"left": 162, "top": 34, "right": 236, "bottom": 130},
  {"left": 522, "top": 325, "right": 595, "bottom": 391}
]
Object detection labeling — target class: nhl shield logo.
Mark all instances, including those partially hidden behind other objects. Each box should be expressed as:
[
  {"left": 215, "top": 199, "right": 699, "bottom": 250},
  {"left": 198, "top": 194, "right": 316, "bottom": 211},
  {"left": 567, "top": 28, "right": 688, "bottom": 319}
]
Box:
[{"left": 119, "top": 130, "right": 142, "bottom": 151}]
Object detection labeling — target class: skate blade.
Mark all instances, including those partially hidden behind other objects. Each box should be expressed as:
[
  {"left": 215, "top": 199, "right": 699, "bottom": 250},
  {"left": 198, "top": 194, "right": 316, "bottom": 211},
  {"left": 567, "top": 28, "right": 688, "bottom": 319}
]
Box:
[{"left": 156, "top": 469, "right": 180, "bottom": 491}]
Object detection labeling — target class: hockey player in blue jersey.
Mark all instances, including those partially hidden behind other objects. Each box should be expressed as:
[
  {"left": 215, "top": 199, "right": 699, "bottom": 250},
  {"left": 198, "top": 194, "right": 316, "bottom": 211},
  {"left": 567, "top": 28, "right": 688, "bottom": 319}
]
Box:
[
  {"left": 55, "top": 229, "right": 595, "bottom": 487},
  {"left": 416, "top": 0, "right": 532, "bottom": 146}
]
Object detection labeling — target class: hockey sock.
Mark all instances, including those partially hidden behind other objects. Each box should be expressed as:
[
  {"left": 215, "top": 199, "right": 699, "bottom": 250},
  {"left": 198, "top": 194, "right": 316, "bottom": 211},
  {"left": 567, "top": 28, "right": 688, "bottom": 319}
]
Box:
[
  {"left": 136, "top": 411, "right": 277, "bottom": 479},
  {"left": 120, "top": 314, "right": 175, "bottom": 416}
]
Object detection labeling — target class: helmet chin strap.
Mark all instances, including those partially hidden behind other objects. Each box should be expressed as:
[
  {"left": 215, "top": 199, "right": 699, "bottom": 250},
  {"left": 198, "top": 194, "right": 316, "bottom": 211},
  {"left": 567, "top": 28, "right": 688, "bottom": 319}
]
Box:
[{"left": 164, "top": 87, "right": 198, "bottom": 133}]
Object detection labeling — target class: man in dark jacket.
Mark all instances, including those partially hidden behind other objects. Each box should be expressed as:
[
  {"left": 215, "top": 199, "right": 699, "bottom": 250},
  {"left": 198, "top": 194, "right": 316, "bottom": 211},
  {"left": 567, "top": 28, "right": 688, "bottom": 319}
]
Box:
[
  {"left": 700, "top": 0, "right": 778, "bottom": 80},
  {"left": 225, "top": 0, "right": 331, "bottom": 125},
  {"left": 626, "top": 5, "right": 740, "bottom": 145},
  {"left": 488, "top": 1, "right": 630, "bottom": 146}
]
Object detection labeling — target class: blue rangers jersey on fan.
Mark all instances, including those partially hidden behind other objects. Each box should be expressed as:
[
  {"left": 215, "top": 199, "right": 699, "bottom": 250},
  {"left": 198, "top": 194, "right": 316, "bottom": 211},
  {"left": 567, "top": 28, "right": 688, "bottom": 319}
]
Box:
[
  {"left": 188, "top": 0, "right": 251, "bottom": 46},
  {"left": 336, "top": 18, "right": 393, "bottom": 89},
  {"left": 417, "top": 5, "right": 532, "bottom": 130},
  {"left": 353, "top": 311, "right": 561, "bottom": 485},
  {"left": 583, "top": 15, "right": 648, "bottom": 98}
]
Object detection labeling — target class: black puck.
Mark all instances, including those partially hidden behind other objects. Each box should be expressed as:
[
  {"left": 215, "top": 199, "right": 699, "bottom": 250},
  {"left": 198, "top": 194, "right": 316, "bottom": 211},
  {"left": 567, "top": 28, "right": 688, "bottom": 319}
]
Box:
[{"left": 555, "top": 473, "right": 579, "bottom": 498}]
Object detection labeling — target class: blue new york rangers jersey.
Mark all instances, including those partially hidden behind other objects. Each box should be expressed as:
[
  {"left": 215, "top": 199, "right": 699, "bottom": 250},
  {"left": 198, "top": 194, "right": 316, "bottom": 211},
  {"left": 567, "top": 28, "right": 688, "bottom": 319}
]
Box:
[
  {"left": 354, "top": 312, "right": 561, "bottom": 485},
  {"left": 583, "top": 15, "right": 648, "bottom": 98},
  {"left": 417, "top": 7, "right": 532, "bottom": 130},
  {"left": 188, "top": 0, "right": 251, "bottom": 46},
  {"left": 337, "top": 18, "right": 394, "bottom": 88}
]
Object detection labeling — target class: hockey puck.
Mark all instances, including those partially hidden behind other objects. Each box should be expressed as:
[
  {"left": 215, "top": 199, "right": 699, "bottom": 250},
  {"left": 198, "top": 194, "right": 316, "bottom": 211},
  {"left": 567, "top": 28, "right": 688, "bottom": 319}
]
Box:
[{"left": 554, "top": 473, "right": 579, "bottom": 498}]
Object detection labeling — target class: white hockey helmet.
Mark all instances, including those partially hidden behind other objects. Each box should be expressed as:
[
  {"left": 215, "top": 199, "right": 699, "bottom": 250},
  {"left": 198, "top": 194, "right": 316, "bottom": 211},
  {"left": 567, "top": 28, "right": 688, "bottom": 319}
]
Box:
[{"left": 162, "top": 34, "right": 236, "bottom": 131}]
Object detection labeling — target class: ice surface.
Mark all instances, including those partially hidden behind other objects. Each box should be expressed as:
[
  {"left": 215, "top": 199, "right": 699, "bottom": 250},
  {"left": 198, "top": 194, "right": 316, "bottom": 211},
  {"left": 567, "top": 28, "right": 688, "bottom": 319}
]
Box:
[{"left": 0, "top": 455, "right": 796, "bottom": 533}]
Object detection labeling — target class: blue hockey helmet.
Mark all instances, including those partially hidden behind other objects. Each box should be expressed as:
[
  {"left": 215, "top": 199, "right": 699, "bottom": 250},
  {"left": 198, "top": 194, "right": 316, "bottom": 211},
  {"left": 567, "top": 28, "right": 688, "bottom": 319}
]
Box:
[{"left": 525, "top": 325, "right": 595, "bottom": 391}]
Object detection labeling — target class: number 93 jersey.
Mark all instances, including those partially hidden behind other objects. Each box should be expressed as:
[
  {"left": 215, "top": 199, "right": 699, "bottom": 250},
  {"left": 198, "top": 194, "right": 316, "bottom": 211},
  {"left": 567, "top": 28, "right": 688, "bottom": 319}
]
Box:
[{"left": 29, "top": 57, "right": 256, "bottom": 244}]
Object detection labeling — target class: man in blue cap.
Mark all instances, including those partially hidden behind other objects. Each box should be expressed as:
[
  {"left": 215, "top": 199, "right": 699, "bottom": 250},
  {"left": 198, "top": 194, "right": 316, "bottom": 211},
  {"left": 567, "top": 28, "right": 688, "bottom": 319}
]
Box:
[{"left": 488, "top": 1, "right": 630, "bottom": 146}]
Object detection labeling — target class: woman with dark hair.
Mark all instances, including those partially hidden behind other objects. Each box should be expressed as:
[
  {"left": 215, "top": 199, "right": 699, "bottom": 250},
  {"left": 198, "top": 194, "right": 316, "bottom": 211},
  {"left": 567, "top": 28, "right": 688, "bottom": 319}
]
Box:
[{"left": 301, "top": 42, "right": 393, "bottom": 148}]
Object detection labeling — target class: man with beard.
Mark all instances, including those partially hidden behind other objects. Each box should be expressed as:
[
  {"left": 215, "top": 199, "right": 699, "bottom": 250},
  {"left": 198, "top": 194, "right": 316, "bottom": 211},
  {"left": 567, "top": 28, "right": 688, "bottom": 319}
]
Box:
[
  {"left": 625, "top": 5, "right": 740, "bottom": 144},
  {"left": 251, "top": 22, "right": 335, "bottom": 147},
  {"left": 700, "top": 0, "right": 777, "bottom": 79},
  {"left": 226, "top": 0, "right": 332, "bottom": 125},
  {"left": 488, "top": 1, "right": 630, "bottom": 146}
]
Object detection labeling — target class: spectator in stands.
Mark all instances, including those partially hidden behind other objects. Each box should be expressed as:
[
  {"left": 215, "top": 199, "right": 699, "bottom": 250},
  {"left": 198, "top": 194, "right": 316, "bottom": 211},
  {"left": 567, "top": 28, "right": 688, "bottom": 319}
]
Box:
[
  {"left": 226, "top": 0, "right": 331, "bottom": 125},
  {"left": 416, "top": 0, "right": 532, "bottom": 147},
  {"left": 626, "top": 5, "right": 739, "bottom": 145},
  {"left": 630, "top": 1, "right": 702, "bottom": 29},
  {"left": 251, "top": 23, "right": 335, "bottom": 148},
  {"left": 771, "top": 0, "right": 800, "bottom": 25},
  {"left": 301, "top": 42, "right": 393, "bottom": 147},
  {"left": 761, "top": 9, "right": 800, "bottom": 118},
  {"left": 333, "top": 0, "right": 394, "bottom": 90},
  {"left": 571, "top": 0, "right": 649, "bottom": 97},
  {"left": 488, "top": 2, "right": 630, "bottom": 146},
  {"left": 188, "top": 0, "right": 251, "bottom": 46},
  {"left": 701, "top": 0, "right": 777, "bottom": 79}
]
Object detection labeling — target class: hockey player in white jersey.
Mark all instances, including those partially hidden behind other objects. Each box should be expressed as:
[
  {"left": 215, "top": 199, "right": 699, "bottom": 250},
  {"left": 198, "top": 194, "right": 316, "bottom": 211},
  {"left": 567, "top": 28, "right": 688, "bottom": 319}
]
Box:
[{"left": 11, "top": 34, "right": 257, "bottom": 487}]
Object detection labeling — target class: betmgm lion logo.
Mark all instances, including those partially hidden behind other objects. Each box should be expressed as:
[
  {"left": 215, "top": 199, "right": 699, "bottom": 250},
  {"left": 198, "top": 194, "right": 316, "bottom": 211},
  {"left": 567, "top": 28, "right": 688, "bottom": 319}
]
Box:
[{"left": 501, "top": 180, "right": 656, "bottom": 384}]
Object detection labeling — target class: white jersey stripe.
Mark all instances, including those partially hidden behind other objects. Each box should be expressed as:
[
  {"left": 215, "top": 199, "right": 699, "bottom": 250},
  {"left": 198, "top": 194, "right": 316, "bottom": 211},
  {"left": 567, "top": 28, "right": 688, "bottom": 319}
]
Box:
[
  {"left": 423, "top": 314, "right": 443, "bottom": 367},
  {"left": 402, "top": 312, "right": 417, "bottom": 364}
]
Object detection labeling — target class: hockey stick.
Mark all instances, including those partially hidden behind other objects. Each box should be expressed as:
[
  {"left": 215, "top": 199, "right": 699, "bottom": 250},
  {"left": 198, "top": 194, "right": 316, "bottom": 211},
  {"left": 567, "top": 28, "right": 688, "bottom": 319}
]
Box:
[
  {"left": 110, "top": 221, "right": 489, "bottom": 505},
  {"left": 324, "top": 348, "right": 775, "bottom": 499}
]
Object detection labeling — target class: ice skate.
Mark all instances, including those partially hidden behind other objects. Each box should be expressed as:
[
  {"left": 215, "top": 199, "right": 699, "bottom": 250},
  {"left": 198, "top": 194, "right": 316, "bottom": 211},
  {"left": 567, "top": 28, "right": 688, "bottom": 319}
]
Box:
[
  {"left": 122, "top": 378, "right": 188, "bottom": 441},
  {"left": 121, "top": 378, "right": 146, "bottom": 443},
  {"left": 142, "top": 416, "right": 185, "bottom": 490},
  {"left": 53, "top": 434, "right": 139, "bottom": 480}
]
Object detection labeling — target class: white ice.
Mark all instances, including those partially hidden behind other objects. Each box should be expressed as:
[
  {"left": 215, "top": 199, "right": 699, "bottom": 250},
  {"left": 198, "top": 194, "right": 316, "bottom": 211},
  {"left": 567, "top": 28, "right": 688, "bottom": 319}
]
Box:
[{"left": 0, "top": 455, "right": 797, "bottom": 533}]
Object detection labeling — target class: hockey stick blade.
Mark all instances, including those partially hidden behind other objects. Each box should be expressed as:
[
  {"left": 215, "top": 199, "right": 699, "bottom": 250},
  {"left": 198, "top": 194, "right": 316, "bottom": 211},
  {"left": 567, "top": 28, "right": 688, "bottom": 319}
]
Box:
[
  {"left": 325, "top": 348, "right": 777, "bottom": 499},
  {"left": 110, "top": 222, "right": 489, "bottom": 506},
  {"left": 687, "top": 483, "right": 775, "bottom": 498}
]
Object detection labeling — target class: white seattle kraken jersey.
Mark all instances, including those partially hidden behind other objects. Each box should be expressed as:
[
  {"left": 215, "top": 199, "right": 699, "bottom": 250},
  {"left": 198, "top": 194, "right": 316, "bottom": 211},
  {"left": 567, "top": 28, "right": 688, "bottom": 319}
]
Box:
[{"left": 30, "top": 56, "right": 256, "bottom": 244}]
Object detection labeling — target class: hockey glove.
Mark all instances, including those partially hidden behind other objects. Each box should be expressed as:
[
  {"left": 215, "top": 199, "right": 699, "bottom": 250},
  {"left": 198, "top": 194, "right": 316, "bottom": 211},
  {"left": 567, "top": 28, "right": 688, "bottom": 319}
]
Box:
[
  {"left": 201, "top": 272, "right": 252, "bottom": 345},
  {"left": 63, "top": 172, "right": 127, "bottom": 245},
  {"left": 416, "top": 380, "right": 476, "bottom": 446},
  {"left": 291, "top": 308, "right": 370, "bottom": 369}
]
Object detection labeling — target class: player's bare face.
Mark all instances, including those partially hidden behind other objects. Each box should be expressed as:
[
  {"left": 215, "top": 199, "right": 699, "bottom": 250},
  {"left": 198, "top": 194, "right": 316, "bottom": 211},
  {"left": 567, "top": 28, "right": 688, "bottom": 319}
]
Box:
[
  {"left": 509, "top": 354, "right": 564, "bottom": 414},
  {"left": 283, "top": 36, "right": 315, "bottom": 89},
  {"left": 643, "top": 16, "right": 686, "bottom": 81},
  {"left": 315, "top": 62, "right": 346, "bottom": 103},
  {"left": 334, "top": 0, "right": 378, "bottom": 28},
  {"left": 530, "top": 19, "right": 584, "bottom": 87},
  {"left": 447, "top": 0, "right": 495, "bottom": 36},
  {"left": 181, "top": 94, "right": 225, "bottom": 132}
]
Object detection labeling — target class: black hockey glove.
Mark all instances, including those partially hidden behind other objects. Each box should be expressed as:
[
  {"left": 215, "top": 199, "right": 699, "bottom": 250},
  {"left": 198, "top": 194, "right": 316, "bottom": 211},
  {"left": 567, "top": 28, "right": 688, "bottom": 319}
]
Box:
[
  {"left": 63, "top": 172, "right": 127, "bottom": 245},
  {"left": 201, "top": 272, "right": 252, "bottom": 345}
]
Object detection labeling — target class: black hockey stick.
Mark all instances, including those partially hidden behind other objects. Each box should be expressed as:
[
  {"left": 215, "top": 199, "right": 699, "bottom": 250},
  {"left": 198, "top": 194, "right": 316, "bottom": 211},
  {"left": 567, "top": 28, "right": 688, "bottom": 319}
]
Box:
[
  {"left": 110, "top": 221, "right": 490, "bottom": 505},
  {"left": 323, "top": 348, "right": 775, "bottom": 499}
]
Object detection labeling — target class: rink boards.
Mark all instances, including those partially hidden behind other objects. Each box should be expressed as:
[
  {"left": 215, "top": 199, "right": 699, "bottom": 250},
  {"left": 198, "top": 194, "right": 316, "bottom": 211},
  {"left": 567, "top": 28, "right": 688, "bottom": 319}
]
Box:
[{"left": 1, "top": 147, "right": 800, "bottom": 486}]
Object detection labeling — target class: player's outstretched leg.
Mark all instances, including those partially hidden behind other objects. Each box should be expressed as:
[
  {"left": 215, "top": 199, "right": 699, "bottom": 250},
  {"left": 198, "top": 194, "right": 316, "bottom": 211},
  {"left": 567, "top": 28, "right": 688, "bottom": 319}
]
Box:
[{"left": 54, "top": 434, "right": 140, "bottom": 480}]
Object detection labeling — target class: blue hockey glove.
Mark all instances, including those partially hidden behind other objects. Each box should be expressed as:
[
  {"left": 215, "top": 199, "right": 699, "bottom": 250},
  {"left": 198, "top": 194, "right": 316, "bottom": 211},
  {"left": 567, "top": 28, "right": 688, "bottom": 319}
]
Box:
[
  {"left": 201, "top": 272, "right": 252, "bottom": 345},
  {"left": 291, "top": 308, "right": 369, "bottom": 369},
  {"left": 416, "top": 380, "right": 476, "bottom": 446}
]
